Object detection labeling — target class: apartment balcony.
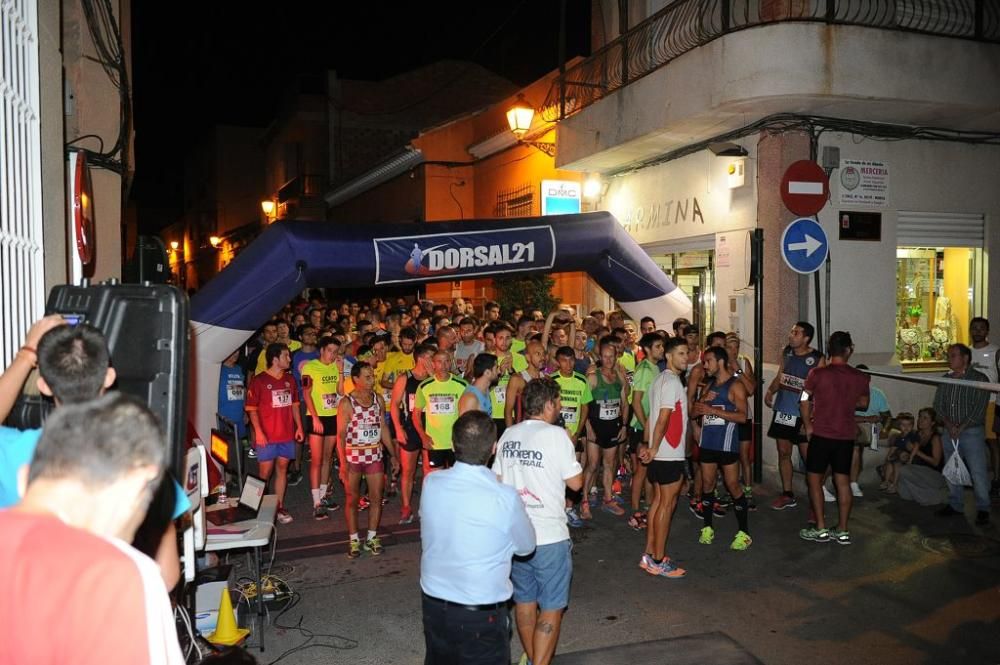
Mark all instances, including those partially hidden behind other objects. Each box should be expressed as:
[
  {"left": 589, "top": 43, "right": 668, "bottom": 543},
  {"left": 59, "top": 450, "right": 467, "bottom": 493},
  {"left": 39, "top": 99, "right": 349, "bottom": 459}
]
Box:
[{"left": 549, "top": 0, "right": 1000, "bottom": 172}]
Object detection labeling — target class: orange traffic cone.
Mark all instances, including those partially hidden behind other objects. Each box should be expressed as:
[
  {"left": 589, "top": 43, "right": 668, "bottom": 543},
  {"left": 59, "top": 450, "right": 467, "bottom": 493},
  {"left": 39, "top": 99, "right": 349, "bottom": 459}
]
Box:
[{"left": 206, "top": 587, "right": 250, "bottom": 646}]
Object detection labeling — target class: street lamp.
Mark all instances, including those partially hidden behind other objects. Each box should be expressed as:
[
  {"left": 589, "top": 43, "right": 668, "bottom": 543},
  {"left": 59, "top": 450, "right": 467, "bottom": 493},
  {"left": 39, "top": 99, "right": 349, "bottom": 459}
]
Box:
[
  {"left": 583, "top": 177, "right": 603, "bottom": 200},
  {"left": 170, "top": 241, "right": 179, "bottom": 251},
  {"left": 506, "top": 95, "right": 534, "bottom": 138},
  {"left": 209, "top": 236, "right": 221, "bottom": 248},
  {"left": 505, "top": 94, "right": 555, "bottom": 157},
  {"left": 261, "top": 199, "right": 275, "bottom": 222}
]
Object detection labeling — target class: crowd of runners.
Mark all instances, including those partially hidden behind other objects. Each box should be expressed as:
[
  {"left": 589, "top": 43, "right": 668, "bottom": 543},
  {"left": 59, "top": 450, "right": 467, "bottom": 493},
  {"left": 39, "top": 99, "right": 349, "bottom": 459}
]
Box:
[
  {"left": 223, "top": 293, "right": 840, "bottom": 573},
  {"left": 221, "top": 293, "right": 999, "bottom": 575}
]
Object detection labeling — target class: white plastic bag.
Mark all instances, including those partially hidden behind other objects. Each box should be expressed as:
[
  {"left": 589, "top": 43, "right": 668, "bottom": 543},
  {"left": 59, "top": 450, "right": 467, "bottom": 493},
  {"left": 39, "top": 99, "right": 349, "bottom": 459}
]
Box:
[{"left": 942, "top": 438, "right": 972, "bottom": 487}]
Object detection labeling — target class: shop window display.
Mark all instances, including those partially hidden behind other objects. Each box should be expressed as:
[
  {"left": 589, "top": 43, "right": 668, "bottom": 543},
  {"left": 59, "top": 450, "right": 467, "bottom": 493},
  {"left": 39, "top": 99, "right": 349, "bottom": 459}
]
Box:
[{"left": 896, "top": 247, "right": 985, "bottom": 365}]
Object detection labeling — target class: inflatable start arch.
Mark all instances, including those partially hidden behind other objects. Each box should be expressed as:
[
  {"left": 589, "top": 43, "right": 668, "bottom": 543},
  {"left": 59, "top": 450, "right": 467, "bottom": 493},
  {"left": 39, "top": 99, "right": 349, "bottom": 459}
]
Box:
[{"left": 190, "top": 212, "right": 691, "bottom": 441}]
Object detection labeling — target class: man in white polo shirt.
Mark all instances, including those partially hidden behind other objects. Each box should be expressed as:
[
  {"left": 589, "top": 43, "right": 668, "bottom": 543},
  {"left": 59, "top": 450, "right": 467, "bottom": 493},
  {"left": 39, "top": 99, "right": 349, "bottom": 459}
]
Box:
[{"left": 493, "top": 378, "right": 583, "bottom": 665}]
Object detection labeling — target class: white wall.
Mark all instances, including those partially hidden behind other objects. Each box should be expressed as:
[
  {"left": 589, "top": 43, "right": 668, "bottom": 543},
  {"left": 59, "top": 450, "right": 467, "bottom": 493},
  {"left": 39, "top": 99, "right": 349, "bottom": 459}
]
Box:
[
  {"left": 804, "top": 135, "right": 1000, "bottom": 414},
  {"left": 807, "top": 136, "right": 1000, "bottom": 360},
  {"left": 601, "top": 143, "right": 758, "bottom": 342}
]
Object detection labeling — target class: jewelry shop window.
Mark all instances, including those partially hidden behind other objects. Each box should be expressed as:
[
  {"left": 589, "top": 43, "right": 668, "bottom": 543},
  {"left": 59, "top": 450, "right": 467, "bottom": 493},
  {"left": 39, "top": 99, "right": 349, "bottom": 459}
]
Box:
[{"left": 896, "top": 246, "right": 986, "bottom": 365}]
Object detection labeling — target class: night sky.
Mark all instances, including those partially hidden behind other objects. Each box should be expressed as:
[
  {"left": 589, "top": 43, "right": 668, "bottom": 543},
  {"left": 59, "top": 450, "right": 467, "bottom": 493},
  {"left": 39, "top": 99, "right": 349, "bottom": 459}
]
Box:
[{"left": 130, "top": 1, "right": 591, "bottom": 233}]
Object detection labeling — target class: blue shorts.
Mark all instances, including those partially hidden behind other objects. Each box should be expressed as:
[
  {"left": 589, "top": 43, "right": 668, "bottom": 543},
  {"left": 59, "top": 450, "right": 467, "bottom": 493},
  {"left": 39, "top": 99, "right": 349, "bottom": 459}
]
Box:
[
  {"left": 511, "top": 539, "right": 572, "bottom": 611},
  {"left": 256, "top": 441, "right": 296, "bottom": 462}
]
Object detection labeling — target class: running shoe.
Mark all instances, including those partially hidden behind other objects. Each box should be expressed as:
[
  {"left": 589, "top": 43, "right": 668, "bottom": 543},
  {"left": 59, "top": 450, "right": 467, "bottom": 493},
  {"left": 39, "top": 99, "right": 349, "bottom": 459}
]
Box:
[
  {"left": 653, "top": 559, "right": 686, "bottom": 579},
  {"left": 579, "top": 502, "right": 593, "bottom": 520},
  {"left": 247, "top": 447, "right": 257, "bottom": 459},
  {"left": 358, "top": 496, "right": 370, "bottom": 511},
  {"left": 399, "top": 507, "right": 415, "bottom": 525},
  {"left": 712, "top": 502, "right": 727, "bottom": 518},
  {"left": 699, "top": 526, "right": 715, "bottom": 545},
  {"left": 320, "top": 496, "right": 341, "bottom": 511},
  {"left": 518, "top": 652, "right": 532, "bottom": 665},
  {"left": 601, "top": 499, "right": 625, "bottom": 516},
  {"left": 347, "top": 540, "right": 361, "bottom": 559},
  {"left": 313, "top": 505, "right": 329, "bottom": 520},
  {"left": 799, "top": 527, "right": 830, "bottom": 543},
  {"left": 730, "top": 530, "right": 753, "bottom": 551},
  {"left": 771, "top": 495, "right": 797, "bottom": 510},
  {"left": 566, "top": 507, "right": 585, "bottom": 528},
  {"left": 689, "top": 499, "right": 704, "bottom": 520},
  {"left": 276, "top": 508, "right": 294, "bottom": 525},
  {"left": 627, "top": 512, "right": 646, "bottom": 531},
  {"left": 850, "top": 482, "right": 863, "bottom": 498},
  {"left": 612, "top": 479, "right": 623, "bottom": 495},
  {"left": 639, "top": 553, "right": 661, "bottom": 574},
  {"left": 744, "top": 486, "right": 757, "bottom": 511},
  {"left": 830, "top": 529, "right": 852, "bottom": 545},
  {"left": 364, "top": 536, "right": 384, "bottom": 555},
  {"left": 386, "top": 481, "right": 398, "bottom": 497},
  {"left": 823, "top": 485, "right": 836, "bottom": 503},
  {"left": 381, "top": 496, "right": 389, "bottom": 506},
  {"left": 715, "top": 490, "right": 732, "bottom": 508},
  {"left": 287, "top": 470, "right": 304, "bottom": 487}
]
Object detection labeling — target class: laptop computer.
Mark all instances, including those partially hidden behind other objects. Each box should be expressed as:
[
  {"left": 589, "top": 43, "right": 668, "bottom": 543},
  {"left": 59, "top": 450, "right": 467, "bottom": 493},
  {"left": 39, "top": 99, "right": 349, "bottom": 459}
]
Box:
[{"left": 206, "top": 476, "right": 266, "bottom": 526}]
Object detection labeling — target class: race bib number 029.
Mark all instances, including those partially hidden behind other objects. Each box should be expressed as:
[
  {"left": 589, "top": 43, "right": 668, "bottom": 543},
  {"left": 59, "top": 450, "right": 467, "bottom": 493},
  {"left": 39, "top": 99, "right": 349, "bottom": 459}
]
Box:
[{"left": 703, "top": 413, "right": 725, "bottom": 427}]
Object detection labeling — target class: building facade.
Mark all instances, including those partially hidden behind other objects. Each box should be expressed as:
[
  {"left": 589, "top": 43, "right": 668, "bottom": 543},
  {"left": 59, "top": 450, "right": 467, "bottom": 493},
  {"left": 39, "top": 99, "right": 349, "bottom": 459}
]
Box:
[{"left": 549, "top": 0, "right": 1000, "bottom": 439}]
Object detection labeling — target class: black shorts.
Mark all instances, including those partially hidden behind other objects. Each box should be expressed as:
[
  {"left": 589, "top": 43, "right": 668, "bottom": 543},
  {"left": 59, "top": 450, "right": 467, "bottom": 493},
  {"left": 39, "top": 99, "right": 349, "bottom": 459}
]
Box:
[
  {"left": 645, "top": 460, "right": 685, "bottom": 485},
  {"left": 805, "top": 435, "right": 854, "bottom": 476},
  {"left": 698, "top": 448, "right": 740, "bottom": 466},
  {"left": 627, "top": 427, "right": 644, "bottom": 455},
  {"left": 427, "top": 449, "right": 456, "bottom": 469},
  {"left": 311, "top": 415, "right": 338, "bottom": 437},
  {"left": 590, "top": 420, "right": 623, "bottom": 449},
  {"left": 738, "top": 419, "right": 753, "bottom": 443},
  {"left": 493, "top": 418, "right": 507, "bottom": 439},
  {"left": 768, "top": 413, "right": 806, "bottom": 445},
  {"left": 400, "top": 433, "right": 423, "bottom": 453}
]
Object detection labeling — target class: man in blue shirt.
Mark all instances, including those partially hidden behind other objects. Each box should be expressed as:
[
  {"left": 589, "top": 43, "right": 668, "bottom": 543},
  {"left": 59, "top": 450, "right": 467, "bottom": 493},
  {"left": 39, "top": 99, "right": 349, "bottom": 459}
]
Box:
[
  {"left": 0, "top": 321, "right": 190, "bottom": 587},
  {"left": 420, "top": 410, "right": 535, "bottom": 665}
]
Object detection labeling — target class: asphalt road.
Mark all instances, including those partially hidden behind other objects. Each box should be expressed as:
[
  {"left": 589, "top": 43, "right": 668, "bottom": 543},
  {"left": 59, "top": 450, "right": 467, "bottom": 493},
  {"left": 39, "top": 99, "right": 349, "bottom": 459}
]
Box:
[{"left": 228, "top": 462, "right": 1000, "bottom": 665}]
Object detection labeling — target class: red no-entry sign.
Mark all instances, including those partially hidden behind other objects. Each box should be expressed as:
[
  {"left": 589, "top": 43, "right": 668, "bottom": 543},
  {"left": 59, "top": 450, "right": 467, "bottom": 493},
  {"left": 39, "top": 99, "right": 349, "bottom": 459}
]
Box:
[{"left": 780, "top": 160, "right": 829, "bottom": 216}]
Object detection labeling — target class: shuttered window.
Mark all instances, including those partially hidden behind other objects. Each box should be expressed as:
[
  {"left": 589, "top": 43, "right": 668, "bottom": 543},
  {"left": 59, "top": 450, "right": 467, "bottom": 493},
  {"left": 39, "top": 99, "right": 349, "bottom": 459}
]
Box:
[
  {"left": 897, "top": 211, "right": 984, "bottom": 248},
  {"left": 1, "top": 0, "right": 45, "bottom": 368}
]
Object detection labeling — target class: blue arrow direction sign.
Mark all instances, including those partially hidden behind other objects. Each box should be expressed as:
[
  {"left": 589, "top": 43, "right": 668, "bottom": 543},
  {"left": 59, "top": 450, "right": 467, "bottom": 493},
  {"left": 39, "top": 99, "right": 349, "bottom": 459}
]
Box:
[{"left": 780, "top": 218, "right": 828, "bottom": 274}]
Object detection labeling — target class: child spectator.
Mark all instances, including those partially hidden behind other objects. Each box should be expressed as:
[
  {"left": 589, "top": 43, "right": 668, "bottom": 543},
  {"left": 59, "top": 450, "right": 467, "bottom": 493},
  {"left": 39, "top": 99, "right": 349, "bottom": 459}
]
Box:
[{"left": 880, "top": 412, "right": 917, "bottom": 493}]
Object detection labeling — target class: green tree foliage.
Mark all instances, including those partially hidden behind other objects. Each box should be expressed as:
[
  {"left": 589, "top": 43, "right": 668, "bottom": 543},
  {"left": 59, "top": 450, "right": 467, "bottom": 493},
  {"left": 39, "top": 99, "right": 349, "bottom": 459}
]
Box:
[{"left": 494, "top": 274, "right": 559, "bottom": 318}]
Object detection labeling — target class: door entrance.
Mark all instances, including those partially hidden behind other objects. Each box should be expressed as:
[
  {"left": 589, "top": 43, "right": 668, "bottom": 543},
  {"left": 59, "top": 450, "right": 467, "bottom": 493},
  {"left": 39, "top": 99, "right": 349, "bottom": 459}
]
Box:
[{"left": 644, "top": 248, "right": 715, "bottom": 333}]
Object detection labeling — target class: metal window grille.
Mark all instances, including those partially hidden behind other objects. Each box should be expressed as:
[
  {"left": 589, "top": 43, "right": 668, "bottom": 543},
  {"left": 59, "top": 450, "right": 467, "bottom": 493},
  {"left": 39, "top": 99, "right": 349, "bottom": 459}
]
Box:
[
  {"left": 1, "top": 0, "right": 44, "bottom": 367},
  {"left": 494, "top": 183, "right": 534, "bottom": 218}
]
